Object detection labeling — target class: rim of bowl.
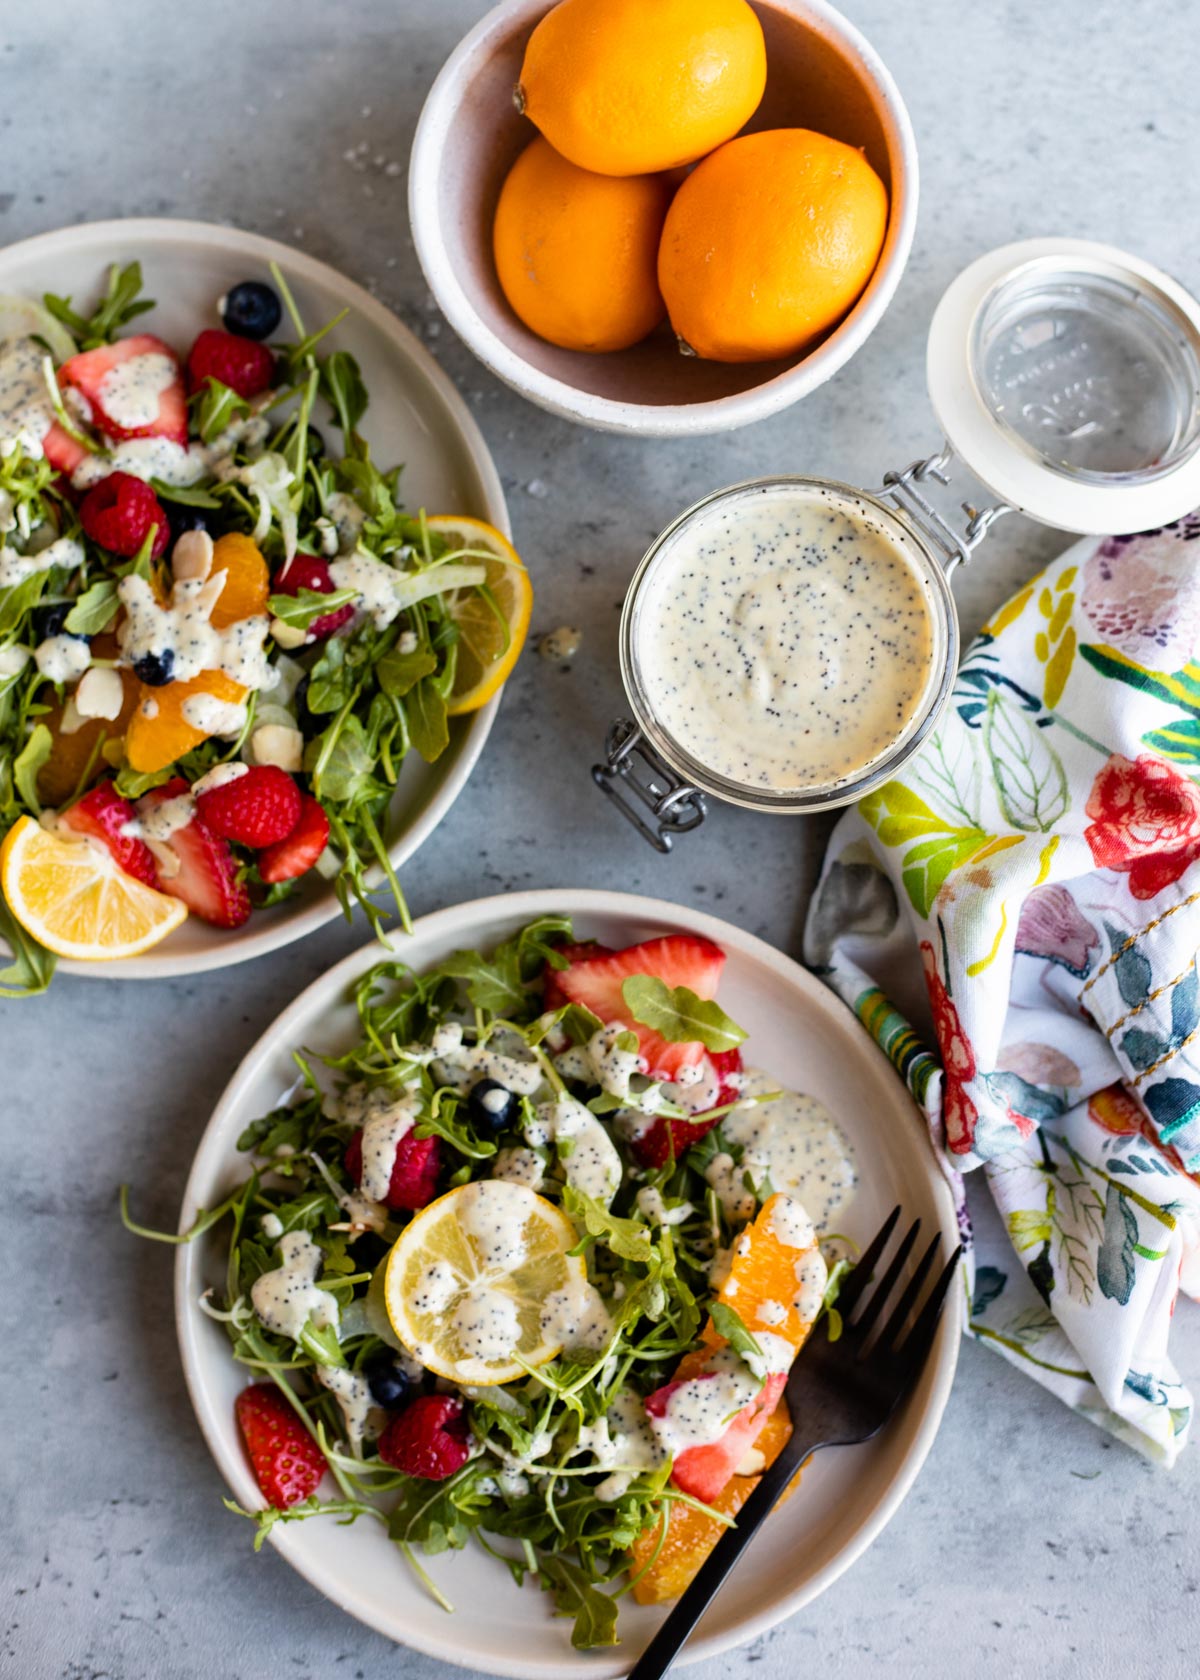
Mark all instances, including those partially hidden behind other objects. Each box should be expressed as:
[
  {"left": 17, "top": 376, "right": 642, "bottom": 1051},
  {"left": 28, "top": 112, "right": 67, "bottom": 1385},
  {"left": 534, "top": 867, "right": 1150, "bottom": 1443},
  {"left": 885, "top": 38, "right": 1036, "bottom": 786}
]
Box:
[
  {"left": 0, "top": 216, "right": 506, "bottom": 979},
  {"left": 409, "top": 0, "right": 919, "bottom": 437}
]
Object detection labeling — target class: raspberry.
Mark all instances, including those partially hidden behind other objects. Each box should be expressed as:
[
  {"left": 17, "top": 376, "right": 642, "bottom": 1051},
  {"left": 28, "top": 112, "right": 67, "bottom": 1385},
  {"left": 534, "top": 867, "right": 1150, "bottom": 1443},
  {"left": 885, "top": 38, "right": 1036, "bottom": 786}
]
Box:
[
  {"left": 344, "top": 1126, "right": 441, "bottom": 1212},
  {"left": 274, "top": 553, "right": 356, "bottom": 639},
  {"left": 194, "top": 765, "right": 302, "bottom": 848},
  {"left": 258, "top": 793, "right": 330, "bottom": 883},
  {"left": 79, "top": 472, "right": 170, "bottom": 560},
  {"left": 235, "top": 1383, "right": 326, "bottom": 1508},
  {"left": 187, "top": 328, "right": 275, "bottom": 399},
  {"left": 377, "top": 1395, "right": 470, "bottom": 1481}
]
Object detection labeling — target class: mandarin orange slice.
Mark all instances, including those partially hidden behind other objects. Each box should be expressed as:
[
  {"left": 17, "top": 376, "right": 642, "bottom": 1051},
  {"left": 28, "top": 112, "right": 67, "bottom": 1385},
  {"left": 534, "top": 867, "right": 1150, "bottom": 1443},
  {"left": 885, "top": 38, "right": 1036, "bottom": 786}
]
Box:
[
  {"left": 208, "top": 532, "right": 270, "bottom": 628},
  {"left": 124, "top": 669, "right": 248, "bottom": 773}
]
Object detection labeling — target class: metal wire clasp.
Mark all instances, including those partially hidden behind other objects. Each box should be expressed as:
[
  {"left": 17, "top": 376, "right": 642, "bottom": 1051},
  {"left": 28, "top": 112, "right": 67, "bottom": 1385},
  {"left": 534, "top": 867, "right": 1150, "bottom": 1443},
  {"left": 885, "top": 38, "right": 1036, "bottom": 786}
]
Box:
[
  {"left": 592, "top": 721, "right": 707, "bottom": 852},
  {"left": 880, "top": 444, "right": 1011, "bottom": 575}
]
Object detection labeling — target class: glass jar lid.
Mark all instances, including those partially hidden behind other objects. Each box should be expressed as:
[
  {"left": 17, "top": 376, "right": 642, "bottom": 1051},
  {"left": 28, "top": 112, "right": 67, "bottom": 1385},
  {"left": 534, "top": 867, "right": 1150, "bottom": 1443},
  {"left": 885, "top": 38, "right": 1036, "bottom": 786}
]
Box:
[{"left": 927, "top": 238, "right": 1200, "bottom": 532}]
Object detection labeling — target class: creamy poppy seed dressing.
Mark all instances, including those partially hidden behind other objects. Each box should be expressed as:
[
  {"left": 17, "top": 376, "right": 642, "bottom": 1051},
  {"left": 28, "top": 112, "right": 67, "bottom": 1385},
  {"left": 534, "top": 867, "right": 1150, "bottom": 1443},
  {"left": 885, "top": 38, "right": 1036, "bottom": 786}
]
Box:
[{"left": 635, "top": 485, "right": 938, "bottom": 793}]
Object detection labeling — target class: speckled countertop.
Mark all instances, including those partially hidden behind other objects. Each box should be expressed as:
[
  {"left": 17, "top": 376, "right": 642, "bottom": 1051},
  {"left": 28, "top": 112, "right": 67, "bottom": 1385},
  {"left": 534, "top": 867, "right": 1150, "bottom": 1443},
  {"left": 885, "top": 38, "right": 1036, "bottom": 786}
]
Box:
[{"left": 3, "top": 1, "right": 1199, "bottom": 1676}]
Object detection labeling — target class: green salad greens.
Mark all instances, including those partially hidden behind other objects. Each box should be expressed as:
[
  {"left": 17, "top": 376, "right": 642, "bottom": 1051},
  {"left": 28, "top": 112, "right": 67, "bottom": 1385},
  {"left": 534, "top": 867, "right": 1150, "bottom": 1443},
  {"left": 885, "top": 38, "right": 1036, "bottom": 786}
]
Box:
[
  {"left": 129, "top": 917, "right": 846, "bottom": 1648},
  {"left": 1, "top": 260, "right": 515, "bottom": 995}
]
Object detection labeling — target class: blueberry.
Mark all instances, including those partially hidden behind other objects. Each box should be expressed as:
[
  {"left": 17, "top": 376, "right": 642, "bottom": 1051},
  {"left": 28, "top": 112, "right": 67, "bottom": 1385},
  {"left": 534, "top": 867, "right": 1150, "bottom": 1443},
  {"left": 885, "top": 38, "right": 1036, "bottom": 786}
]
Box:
[
  {"left": 221, "top": 280, "right": 282, "bottom": 341},
  {"left": 365, "top": 1355, "right": 411, "bottom": 1411},
  {"left": 168, "top": 505, "right": 210, "bottom": 541},
  {"left": 132, "top": 649, "right": 176, "bottom": 687},
  {"left": 468, "top": 1079, "right": 519, "bottom": 1132},
  {"left": 32, "top": 602, "right": 86, "bottom": 643}
]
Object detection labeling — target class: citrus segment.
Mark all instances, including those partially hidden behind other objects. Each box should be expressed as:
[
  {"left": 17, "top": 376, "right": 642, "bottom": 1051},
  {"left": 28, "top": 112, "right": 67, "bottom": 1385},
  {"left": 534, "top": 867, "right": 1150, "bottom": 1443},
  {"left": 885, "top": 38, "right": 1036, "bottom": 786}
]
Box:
[
  {"left": 208, "top": 532, "right": 270, "bottom": 628},
  {"left": 124, "top": 668, "right": 248, "bottom": 772},
  {"left": 384, "top": 1179, "right": 584, "bottom": 1384},
  {"left": 425, "top": 516, "right": 533, "bottom": 715},
  {"left": 0, "top": 815, "right": 187, "bottom": 960}
]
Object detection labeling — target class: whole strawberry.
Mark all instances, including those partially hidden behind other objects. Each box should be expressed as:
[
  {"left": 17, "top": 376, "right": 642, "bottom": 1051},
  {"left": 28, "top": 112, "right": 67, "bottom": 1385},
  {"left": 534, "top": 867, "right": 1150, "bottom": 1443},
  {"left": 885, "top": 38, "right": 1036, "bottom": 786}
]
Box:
[
  {"left": 195, "top": 765, "right": 302, "bottom": 848},
  {"left": 234, "top": 1383, "right": 326, "bottom": 1508},
  {"left": 258, "top": 793, "right": 330, "bottom": 883},
  {"left": 377, "top": 1395, "right": 470, "bottom": 1481},
  {"left": 187, "top": 328, "right": 275, "bottom": 399},
  {"left": 79, "top": 472, "right": 170, "bottom": 560},
  {"left": 344, "top": 1126, "right": 441, "bottom": 1211}
]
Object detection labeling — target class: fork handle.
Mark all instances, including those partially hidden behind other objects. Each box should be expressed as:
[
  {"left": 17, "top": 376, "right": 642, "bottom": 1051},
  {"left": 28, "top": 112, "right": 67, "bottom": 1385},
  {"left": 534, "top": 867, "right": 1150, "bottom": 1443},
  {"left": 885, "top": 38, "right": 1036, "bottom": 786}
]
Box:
[{"left": 626, "top": 1430, "right": 824, "bottom": 1680}]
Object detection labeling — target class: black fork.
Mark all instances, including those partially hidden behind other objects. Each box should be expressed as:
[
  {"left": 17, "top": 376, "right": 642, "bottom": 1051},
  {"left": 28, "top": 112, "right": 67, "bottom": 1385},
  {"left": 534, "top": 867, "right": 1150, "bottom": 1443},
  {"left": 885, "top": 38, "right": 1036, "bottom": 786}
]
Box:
[{"left": 628, "top": 1209, "right": 963, "bottom": 1680}]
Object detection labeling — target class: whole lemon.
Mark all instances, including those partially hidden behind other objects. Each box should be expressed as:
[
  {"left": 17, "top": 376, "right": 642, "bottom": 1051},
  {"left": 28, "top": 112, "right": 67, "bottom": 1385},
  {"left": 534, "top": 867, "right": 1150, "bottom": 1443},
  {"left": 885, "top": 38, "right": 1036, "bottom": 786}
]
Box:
[
  {"left": 515, "top": 0, "right": 766, "bottom": 177},
  {"left": 657, "top": 128, "right": 889, "bottom": 363},
  {"left": 493, "top": 136, "right": 671, "bottom": 352}
]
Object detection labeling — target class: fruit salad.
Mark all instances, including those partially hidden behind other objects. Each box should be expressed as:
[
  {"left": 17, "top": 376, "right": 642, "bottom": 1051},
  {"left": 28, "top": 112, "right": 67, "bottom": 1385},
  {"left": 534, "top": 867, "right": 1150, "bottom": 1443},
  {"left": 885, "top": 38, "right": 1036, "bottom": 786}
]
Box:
[
  {"left": 144, "top": 917, "right": 858, "bottom": 1647},
  {"left": 0, "top": 263, "right": 531, "bottom": 990}
]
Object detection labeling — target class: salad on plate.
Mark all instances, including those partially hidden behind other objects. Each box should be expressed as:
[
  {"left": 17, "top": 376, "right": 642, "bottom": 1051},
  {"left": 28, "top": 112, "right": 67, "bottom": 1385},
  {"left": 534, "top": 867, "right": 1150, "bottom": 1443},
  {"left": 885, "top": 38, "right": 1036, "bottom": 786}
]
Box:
[
  {"left": 143, "top": 916, "right": 859, "bottom": 1647},
  {"left": 0, "top": 261, "right": 531, "bottom": 993}
]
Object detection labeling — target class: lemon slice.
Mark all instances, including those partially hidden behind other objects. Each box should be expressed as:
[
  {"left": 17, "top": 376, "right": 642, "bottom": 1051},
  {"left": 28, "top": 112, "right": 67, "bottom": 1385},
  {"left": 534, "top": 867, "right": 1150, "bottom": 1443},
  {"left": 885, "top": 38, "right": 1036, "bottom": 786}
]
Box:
[
  {"left": 384, "top": 1179, "right": 583, "bottom": 1384},
  {"left": 426, "top": 515, "right": 534, "bottom": 716},
  {"left": 0, "top": 816, "right": 187, "bottom": 960}
]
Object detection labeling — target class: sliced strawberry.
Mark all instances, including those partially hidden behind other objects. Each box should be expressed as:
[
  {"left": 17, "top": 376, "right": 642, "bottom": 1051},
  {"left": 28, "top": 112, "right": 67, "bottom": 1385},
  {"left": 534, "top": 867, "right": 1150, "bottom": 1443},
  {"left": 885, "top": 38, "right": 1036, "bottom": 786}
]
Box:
[
  {"left": 542, "top": 941, "right": 614, "bottom": 1011},
  {"left": 632, "top": 1048, "right": 744, "bottom": 1168},
  {"left": 57, "top": 334, "right": 188, "bottom": 444},
  {"left": 344, "top": 1125, "right": 441, "bottom": 1212},
  {"left": 258, "top": 794, "right": 329, "bottom": 883},
  {"left": 41, "top": 420, "right": 90, "bottom": 478},
  {"left": 234, "top": 1383, "right": 326, "bottom": 1508},
  {"left": 140, "top": 777, "right": 251, "bottom": 928},
  {"left": 555, "top": 935, "right": 727, "bottom": 1081},
  {"left": 647, "top": 1369, "right": 788, "bottom": 1504},
  {"left": 58, "top": 782, "right": 159, "bottom": 889}
]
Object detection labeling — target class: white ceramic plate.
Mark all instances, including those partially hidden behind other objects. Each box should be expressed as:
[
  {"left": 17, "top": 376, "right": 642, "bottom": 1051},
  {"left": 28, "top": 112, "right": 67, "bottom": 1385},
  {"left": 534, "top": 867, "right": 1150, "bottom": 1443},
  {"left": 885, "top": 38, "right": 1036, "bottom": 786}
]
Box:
[
  {"left": 0, "top": 218, "right": 506, "bottom": 978},
  {"left": 176, "top": 888, "right": 961, "bottom": 1677}
]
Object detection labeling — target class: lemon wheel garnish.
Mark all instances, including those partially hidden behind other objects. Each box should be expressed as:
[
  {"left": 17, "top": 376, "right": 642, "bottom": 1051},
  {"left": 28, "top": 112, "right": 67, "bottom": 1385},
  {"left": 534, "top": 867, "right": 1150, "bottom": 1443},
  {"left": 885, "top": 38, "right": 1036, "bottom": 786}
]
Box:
[
  {"left": 384, "top": 1180, "right": 583, "bottom": 1384},
  {"left": 426, "top": 514, "right": 533, "bottom": 716},
  {"left": 0, "top": 816, "right": 187, "bottom": 960}
]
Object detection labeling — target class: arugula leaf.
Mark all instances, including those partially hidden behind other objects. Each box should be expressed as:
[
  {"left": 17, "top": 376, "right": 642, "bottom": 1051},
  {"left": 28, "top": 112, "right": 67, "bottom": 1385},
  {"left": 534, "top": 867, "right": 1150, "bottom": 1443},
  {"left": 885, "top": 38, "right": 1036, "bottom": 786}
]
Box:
[
  {"left": 267, "top": 586, "right": 357, "bottom": 631},
  {"left": 404, "top": 676, "right": 449, "bottom": 763},
  {"left": 149, "top": 478, "right": 223, "bottom": 509},
  {"left": 564, "top": 1186, "right": 654, "bottom": 1264},
  {"left": 13, "top": 723, "right": 52, "bottom": 813},
  {"left": 193, "top": 377, "right": 252, "bottom": 444},
  {"left": 709, "top": 1300, "right": 765, "bottom": 1378},
  {"left": 320, "top": 351, "right": 369, "bottom": 441},
  {"left": 621, "top": 975, "right": 748, "bottom": 1053},
  {"left": 44, "top": 261, "right": 155, "bottom": 349},
  {"left": 535, "top": 1554, "right": 620, "bottom": 1649},
  {"left": 64, "top": 578, "right": 119, "bottom": 635},
  {"left": 377, "top": 643, "right": 437, "bottom": 698},
  {"left": 0, "top": 891, "right": 56, "bottom": 997}
]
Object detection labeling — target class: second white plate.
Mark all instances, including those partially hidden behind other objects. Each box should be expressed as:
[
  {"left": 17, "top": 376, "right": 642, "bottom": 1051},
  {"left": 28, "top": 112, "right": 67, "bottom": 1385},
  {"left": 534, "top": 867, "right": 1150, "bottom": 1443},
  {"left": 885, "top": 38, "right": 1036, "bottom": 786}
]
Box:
[{"left": 175, "top": 888, "right": 961, "bottom": 1676}]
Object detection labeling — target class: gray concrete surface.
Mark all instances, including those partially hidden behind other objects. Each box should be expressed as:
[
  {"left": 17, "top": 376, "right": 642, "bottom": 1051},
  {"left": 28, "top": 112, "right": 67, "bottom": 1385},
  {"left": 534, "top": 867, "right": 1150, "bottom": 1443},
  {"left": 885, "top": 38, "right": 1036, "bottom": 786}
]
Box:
[{"left": 3, "top": 2, "right": 1199, "bottom": 1676}]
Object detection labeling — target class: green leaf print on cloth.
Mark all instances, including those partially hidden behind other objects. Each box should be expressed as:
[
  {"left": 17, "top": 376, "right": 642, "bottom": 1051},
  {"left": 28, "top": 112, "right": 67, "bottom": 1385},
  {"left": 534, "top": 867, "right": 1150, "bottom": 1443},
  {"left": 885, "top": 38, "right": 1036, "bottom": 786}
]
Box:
[{"left": 805, "top": 515, "right": 1200, "bottom": 1465}]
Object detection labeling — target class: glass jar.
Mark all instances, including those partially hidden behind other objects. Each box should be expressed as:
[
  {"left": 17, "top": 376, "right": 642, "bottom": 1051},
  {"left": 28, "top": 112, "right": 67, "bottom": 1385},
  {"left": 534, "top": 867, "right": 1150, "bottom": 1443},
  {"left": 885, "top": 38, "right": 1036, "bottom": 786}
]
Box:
[{"left": 594, "top": 239, "right": 1200, "bottom": 850}]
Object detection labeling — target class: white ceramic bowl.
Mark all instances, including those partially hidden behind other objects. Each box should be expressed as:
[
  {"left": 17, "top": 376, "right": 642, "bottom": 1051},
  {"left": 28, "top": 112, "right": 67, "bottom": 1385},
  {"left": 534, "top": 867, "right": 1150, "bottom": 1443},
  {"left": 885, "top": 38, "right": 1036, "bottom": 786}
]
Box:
[
  {"left": 410, "top": 0, "right": 918, "bottom": 437},
  {"left": 0, "top": 218, "right": 507, "bottom": 979},
  {"left": 176, "top": 888, "right": 961, "bottom": 1676}
]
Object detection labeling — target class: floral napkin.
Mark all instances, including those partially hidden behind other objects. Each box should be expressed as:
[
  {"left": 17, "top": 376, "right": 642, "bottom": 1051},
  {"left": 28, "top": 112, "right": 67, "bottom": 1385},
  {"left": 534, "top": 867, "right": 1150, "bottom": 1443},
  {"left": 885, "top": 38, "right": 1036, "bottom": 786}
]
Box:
[{"left": 804, "top": 515, "right": 1200, "bottom": 1464}]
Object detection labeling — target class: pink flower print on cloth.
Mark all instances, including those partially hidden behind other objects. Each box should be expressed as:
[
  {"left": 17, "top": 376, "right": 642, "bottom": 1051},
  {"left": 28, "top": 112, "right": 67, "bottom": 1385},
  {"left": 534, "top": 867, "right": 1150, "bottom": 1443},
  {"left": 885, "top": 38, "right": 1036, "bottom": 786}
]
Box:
[{"left": 1081, "top": 515, "right": 1200, "bottom": 670}]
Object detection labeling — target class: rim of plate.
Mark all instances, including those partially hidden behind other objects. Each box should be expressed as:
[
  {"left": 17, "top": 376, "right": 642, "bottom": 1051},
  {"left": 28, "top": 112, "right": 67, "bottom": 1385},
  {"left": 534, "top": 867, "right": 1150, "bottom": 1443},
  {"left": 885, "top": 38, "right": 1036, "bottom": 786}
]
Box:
[
  {"left": 175, "top": 887, "right": 961, "bottom": 1676},
  {"left": 0, "top": 217, "right": 505, "bottom": 979}
]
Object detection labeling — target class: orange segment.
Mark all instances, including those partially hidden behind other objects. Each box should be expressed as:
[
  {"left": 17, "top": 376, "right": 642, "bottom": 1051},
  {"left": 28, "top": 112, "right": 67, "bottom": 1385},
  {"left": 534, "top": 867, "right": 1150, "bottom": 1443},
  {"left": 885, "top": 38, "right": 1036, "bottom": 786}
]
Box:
[
  {"left": 705, "top": 1191, "right": 825, "bottom": 1353},
  {"left": 208, "top": 533, "right": 269, "bottom": 628},
  {"left": 0, "top": 815, "right": 187, "bottom": 960},
  {"left": 38, "top": 670, "right": 139, "bottom": 805},
  {"left": 630, "top": 1398, "right": 795, "bottom": 1605},
  {"left": 124, "top": 670, "right": 248, "bottom": 773}
]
